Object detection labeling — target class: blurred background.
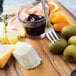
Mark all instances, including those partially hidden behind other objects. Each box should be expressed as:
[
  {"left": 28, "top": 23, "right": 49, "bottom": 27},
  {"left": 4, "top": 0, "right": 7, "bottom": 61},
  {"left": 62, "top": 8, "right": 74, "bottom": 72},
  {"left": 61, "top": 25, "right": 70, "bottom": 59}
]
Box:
[
  {"left": 3, "top": 0, "right": 35, "bottom": 10},
  {"left": 0, "top": 0, "right": 76, "bottom": 16}
]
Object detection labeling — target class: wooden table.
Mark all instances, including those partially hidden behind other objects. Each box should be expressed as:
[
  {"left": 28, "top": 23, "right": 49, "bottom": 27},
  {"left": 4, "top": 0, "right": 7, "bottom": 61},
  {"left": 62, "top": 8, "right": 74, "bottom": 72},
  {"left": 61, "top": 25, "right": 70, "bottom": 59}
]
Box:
[{"left": 0, "top": 0, "right": 76, "bottom": 76}]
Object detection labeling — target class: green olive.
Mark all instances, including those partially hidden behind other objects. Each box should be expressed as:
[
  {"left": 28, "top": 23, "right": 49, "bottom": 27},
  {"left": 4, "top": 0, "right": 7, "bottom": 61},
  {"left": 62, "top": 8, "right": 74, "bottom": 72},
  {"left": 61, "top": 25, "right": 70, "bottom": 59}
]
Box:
[{"left": 48, "top": 39, "right": 68, "bottom": 54}]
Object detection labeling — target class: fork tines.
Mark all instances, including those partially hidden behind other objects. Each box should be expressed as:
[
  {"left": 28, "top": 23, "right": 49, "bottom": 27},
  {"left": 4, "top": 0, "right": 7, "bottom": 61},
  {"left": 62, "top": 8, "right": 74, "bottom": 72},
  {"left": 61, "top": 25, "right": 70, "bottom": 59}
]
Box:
[{"left": 46, "top": 28, "right": 59, "bottom": 44}]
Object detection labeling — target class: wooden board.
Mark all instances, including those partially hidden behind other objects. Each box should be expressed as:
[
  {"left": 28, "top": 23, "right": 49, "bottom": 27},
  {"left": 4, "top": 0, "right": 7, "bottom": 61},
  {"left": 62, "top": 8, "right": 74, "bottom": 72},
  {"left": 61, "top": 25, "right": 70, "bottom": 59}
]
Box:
[{"left": 0, "top": 0, "right": 76, "bottom": 76}]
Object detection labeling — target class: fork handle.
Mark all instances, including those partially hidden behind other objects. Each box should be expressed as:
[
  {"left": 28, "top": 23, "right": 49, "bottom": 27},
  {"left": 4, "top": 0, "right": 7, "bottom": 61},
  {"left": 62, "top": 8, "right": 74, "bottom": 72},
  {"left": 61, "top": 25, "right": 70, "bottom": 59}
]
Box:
[{"left": 41, "top": 0, "right": 52, "bottom": 28}]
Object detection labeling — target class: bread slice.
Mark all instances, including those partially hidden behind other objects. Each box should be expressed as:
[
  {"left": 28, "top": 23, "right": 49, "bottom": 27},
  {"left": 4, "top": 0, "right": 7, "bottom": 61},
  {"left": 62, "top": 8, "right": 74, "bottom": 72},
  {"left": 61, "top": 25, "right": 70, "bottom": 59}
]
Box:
[{"left": 0, "top": 44, "right": 14, "bottom": 68}]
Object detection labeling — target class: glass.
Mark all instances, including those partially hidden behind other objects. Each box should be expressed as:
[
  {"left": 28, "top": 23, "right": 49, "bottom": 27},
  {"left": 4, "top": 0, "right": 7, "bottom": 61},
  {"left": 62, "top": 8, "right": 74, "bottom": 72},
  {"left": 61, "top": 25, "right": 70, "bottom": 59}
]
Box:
[
  {"left": 25, "top": 18, "right": 46, "bottom": 39},
  {"left": 18, "top": 6, "right": 50, "bottom": 39}
]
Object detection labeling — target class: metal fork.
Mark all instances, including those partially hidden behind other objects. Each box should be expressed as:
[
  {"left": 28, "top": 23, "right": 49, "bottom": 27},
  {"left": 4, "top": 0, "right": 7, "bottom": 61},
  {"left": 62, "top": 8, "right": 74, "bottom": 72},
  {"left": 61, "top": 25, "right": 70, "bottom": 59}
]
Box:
[{"left": 41, "top": 0, "right": 59, "bottom": 44}]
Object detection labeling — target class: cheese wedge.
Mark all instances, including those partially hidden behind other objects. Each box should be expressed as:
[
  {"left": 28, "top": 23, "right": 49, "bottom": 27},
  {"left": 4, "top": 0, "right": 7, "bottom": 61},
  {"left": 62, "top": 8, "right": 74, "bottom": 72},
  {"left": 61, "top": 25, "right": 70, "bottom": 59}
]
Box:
[
  {"left": 0, "top": 33, "right": 9, "bottom": 44},
  {"left": 18, "top": 28, "right": 26, "bottom": 37},
  {"left": 7, "top": 31, "right": 18, "bottom": 44},
  {"left": 13, "top": 42, "right": 41, "bottom": 69},
  {"left": 0, "top": 44, "right": 14, "bottom": 68}
]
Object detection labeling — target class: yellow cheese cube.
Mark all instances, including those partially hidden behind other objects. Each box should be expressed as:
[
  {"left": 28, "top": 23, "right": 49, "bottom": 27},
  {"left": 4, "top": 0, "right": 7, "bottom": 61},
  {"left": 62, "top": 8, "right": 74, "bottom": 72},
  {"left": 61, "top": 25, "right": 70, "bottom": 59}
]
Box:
[
  {"left": 0, "top": 44, "right": 14, "bottom": 68},
  {"left": 0, "top": 25, "right": 8, "bottom": 44},
  {"left": 0, "top": 22, "right": 6, "bottom": 42},
  {"left": 7, "top": 31, "right": 18, "bottom": 44},
  {"left": 0, "top": 33, "right": 9, "bottom": 44},
  {"left": 18, "top": 28, "right": 26, "bottom": 37}
]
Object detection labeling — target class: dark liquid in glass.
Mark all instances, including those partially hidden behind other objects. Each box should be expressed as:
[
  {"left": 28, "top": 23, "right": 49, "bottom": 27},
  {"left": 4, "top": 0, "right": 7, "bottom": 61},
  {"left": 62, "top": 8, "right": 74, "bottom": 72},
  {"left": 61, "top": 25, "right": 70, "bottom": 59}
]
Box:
[
  {"left": 26, "top": 22, "right": 45, "bottom": 36},
  {"left": 25, "top": 14, "right": 46, "bottom": 36}
]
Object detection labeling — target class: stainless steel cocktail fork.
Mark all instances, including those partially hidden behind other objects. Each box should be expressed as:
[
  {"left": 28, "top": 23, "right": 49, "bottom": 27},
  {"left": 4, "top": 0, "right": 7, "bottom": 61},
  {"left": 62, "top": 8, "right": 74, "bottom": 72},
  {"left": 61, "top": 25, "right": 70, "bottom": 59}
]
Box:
[{"left": 41, "top": 0, "right": 59, "bottom": 44}]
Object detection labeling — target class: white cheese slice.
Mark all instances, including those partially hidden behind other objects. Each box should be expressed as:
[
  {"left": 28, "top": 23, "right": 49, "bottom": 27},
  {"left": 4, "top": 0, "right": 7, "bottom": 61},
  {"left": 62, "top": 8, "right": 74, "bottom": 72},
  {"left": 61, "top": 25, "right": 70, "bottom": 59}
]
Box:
[{"left": 13, "top": 41, "right": 42, "bottom": 69}]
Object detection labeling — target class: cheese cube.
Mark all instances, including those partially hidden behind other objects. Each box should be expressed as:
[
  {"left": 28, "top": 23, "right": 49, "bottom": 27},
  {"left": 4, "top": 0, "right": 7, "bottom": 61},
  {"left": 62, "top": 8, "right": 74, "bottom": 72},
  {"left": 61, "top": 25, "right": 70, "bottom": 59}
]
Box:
[
  {"left": 7, "top": 31, "right": 18, "bottom": 44},
  {"left": 18, "top": 28, "right": 26, "bottom": 37},
  {"left": 0, "top": 22, "right": 6, "bottom": 33},
  {"left": 0, "top": 44, "right": 14, "bottom": 68},
  {"left": 0, "top": 33, "right": 9, "bottom": 44},
  {"left": 13, "top": 42, "right": 41, "bottom": 69},
  {"left": 0, "top": 22, "right": 7, "bottom": 43}
]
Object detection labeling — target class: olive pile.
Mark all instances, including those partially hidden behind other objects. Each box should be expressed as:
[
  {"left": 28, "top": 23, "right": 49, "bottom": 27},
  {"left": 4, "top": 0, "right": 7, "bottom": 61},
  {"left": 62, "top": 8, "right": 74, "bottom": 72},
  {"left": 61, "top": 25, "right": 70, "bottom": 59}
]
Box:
[{"left": 48, "top": 25, "right": 76, "bottom": 62}]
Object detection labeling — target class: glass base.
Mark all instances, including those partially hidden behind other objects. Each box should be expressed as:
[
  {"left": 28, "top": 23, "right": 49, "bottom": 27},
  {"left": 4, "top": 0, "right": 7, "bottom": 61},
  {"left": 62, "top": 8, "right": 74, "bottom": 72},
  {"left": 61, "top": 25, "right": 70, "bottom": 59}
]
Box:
[{"left": 27, "top": 33, "right": 45, "bottom": 40}]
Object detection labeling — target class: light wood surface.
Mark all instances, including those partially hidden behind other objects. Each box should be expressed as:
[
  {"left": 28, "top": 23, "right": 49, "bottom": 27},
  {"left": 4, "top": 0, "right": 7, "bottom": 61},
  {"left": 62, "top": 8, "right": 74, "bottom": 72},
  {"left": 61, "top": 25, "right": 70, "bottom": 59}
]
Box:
[{"left": 0, "top": 0, "right": 76, "bottom": 76}]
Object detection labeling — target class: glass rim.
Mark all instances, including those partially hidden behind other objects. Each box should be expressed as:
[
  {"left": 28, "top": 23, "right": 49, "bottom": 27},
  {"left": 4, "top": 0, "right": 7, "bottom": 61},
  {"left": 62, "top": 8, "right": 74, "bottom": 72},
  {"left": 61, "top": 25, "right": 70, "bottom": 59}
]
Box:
[{"left": 17, "top": 7, "right": 50, "bottom": 23}]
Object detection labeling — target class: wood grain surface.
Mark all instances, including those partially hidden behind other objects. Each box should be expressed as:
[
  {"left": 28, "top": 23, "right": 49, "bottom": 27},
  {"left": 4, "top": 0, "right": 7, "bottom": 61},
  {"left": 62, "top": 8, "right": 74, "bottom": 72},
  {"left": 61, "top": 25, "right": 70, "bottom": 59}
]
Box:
[{"left": 0, "top": 0, "right": 76, "bottom": 76}]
